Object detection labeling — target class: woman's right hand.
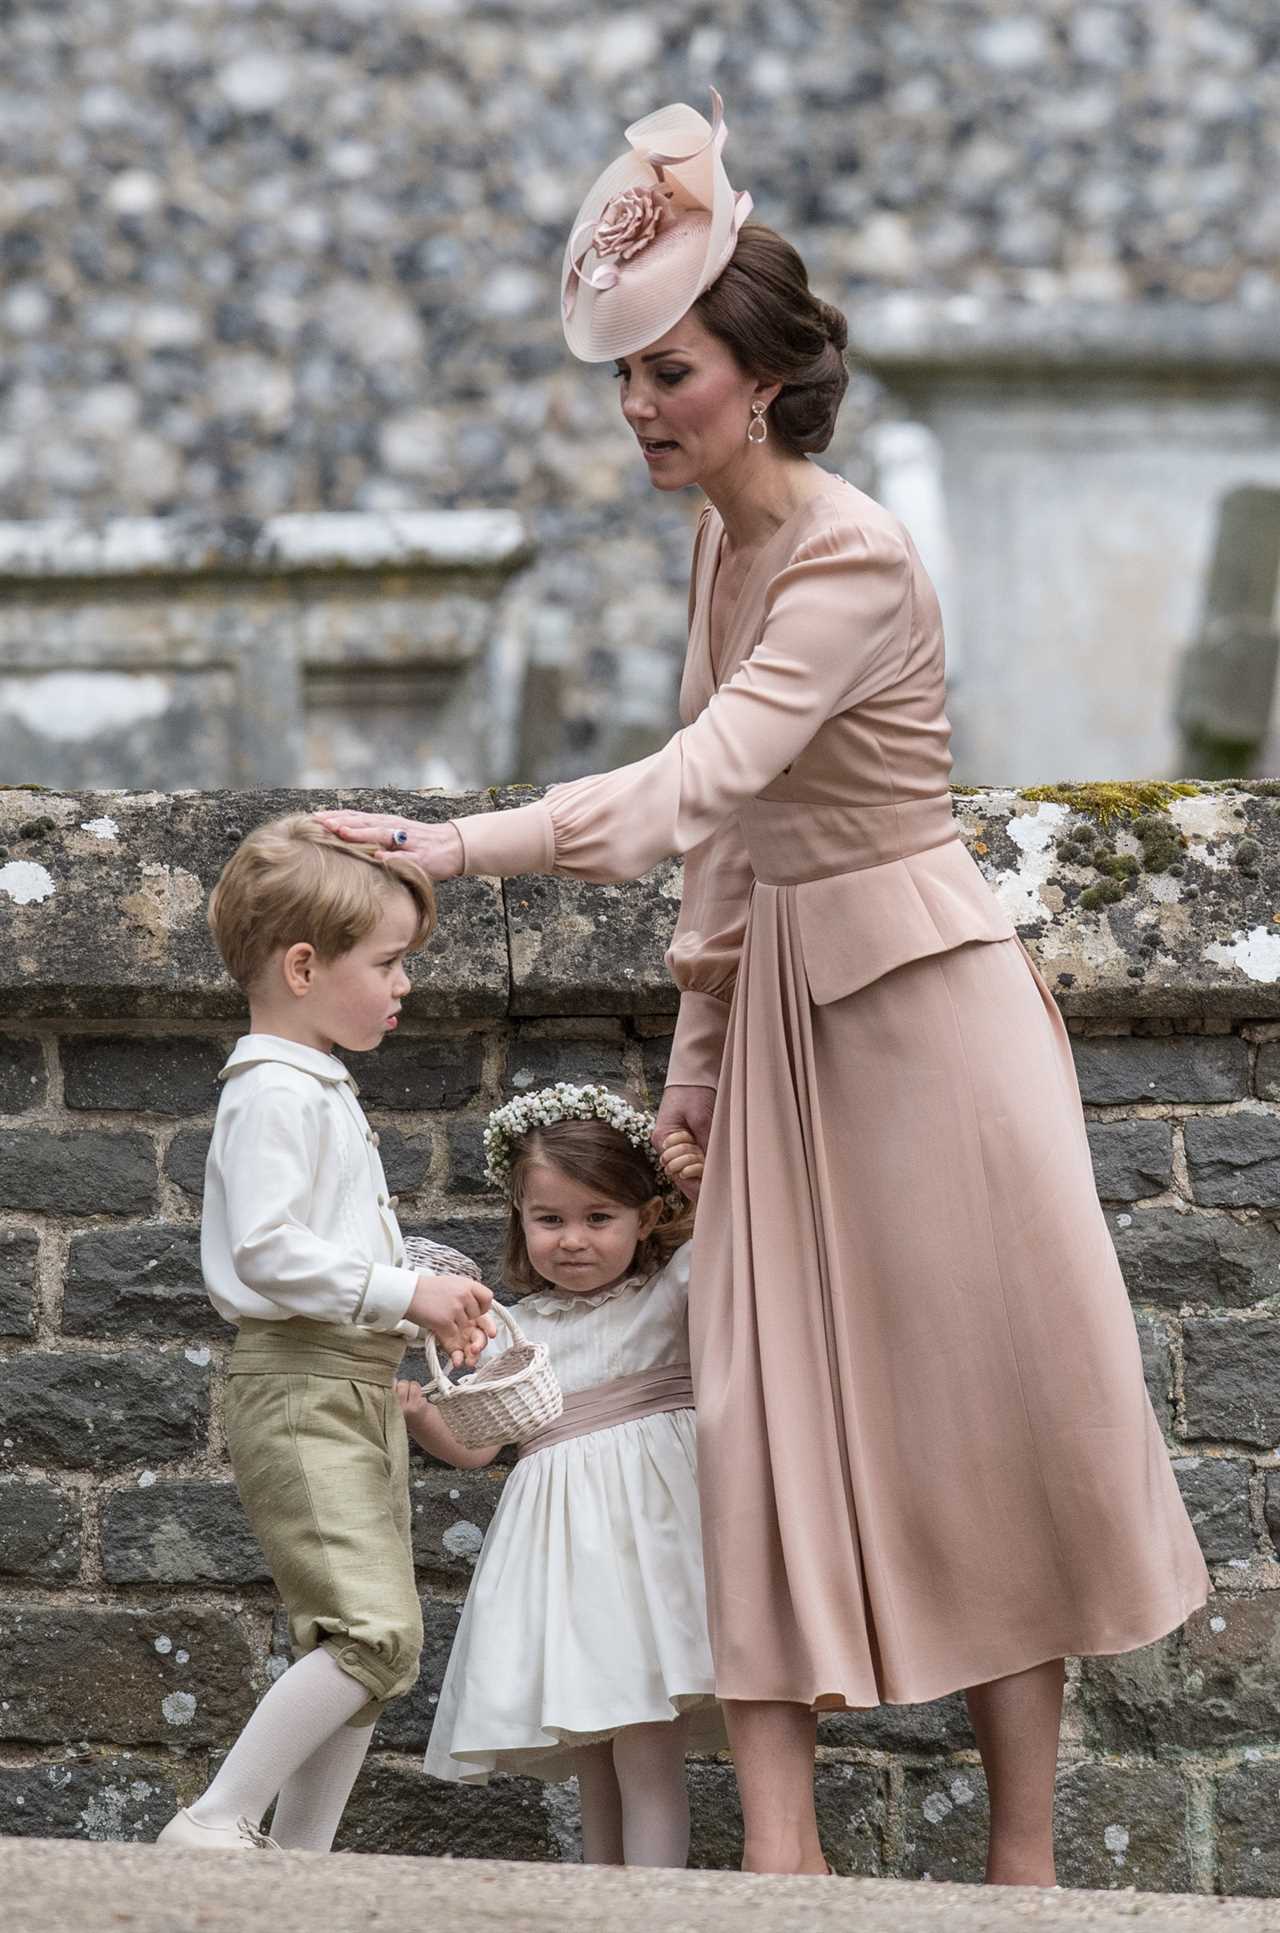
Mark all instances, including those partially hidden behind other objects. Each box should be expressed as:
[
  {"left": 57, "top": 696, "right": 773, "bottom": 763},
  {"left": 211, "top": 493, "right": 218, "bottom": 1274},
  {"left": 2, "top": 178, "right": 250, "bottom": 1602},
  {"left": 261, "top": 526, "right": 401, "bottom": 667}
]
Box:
[
  {"left": 311, "top": 809, "right": 465, "bottom": 881},
  {"left": 653, "top": 1084, "right": 716, "bottom": 1203}
]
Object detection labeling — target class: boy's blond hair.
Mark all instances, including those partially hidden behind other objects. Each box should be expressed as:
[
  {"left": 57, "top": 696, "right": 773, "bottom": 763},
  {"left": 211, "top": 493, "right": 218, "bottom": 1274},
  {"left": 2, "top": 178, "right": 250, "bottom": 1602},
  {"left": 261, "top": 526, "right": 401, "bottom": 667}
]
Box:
[{"left": 208, "top": 814, "right": 437, "bottom": 990}]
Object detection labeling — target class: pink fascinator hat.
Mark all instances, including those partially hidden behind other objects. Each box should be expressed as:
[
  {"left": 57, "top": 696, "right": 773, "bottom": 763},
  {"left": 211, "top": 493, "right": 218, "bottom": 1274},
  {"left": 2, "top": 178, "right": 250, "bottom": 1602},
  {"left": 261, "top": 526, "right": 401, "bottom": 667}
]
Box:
[{"left": 561, "top": 88, "right": 753, "bottom": 363}]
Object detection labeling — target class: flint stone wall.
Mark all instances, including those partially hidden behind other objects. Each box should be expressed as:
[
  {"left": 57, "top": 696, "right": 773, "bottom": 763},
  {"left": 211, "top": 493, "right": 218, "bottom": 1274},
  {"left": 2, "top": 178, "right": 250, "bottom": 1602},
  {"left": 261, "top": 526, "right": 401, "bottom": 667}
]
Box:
[
  {"left": 3, "top": 781, "right": 1280, "bottom": 1886},
  {"left": 3, "top": 0, "right": 1278, "bottom": 786}
]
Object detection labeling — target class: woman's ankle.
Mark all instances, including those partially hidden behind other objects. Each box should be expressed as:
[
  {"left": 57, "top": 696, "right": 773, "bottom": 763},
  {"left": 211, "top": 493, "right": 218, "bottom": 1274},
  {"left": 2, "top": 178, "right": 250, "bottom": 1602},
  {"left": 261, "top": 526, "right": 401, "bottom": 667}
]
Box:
[
  {"left": 985, "top": 1845, "right": 1057, "bottom": 1887},
  {"left": 741, "top": 1831, "right": 828, "bottom": 1875}
]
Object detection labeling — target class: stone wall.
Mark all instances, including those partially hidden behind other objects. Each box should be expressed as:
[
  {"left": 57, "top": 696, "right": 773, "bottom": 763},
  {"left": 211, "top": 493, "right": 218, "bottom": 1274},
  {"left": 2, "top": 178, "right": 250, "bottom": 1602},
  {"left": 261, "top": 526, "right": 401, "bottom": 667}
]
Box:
[
  {"left": 3, "top": 780, "right": 1280, "bottom": 1887},
  {"left": 3, "top": 0, "right": 1278, "bottom": 782},
  {"left": 0, "top": 511, "right": 531, "bottom": 793}
]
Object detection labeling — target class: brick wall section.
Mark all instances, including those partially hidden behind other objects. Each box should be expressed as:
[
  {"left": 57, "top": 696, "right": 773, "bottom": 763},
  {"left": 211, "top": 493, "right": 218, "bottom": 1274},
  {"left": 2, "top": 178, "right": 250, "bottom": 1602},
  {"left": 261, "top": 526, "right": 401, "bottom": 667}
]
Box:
[
  {"left": 2, "top": 0, "right": 1278, "bottom": 786},
  {"left": 4, "top": 783, "right": 1280, "bottom": 1885}
]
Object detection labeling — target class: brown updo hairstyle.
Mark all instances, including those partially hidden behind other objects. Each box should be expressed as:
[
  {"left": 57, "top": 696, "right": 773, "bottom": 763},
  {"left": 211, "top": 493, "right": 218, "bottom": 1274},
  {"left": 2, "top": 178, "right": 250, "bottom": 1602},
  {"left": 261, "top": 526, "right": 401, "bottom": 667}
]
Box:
[
  {"left": 694, "top": 223, "right": 849, "bottom": 454},
  {"left": 502, "top": 1101, "right": 694, "bottom": 1295}
]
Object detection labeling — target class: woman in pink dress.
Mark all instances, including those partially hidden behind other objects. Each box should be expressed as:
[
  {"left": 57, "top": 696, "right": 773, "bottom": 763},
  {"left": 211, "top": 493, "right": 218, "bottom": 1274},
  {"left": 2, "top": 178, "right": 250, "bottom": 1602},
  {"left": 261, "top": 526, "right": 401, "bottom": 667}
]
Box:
[{"left": 319, "top": 93, "right": 1208, "bottom": 1884}]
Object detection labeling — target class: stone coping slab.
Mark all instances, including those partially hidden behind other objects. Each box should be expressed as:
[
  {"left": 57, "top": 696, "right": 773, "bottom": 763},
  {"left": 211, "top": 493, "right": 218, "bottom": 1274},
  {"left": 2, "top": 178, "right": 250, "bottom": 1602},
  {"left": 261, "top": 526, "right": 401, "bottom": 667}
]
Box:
[
  {"left": 0, "top": 789, "right": 506, "bottom": 1022},
  {"left": 1, "top": 1841, "right": 1277, "bottom": 1933},
  {"left": 0, "top": 784, "right": 1278, "bottom": 1022},
  {"left": 849, "top": 297, "right": 1280, "bottom": 377},
  {"left": 0, "top": 510, "right": 531, "bottom": 584}
]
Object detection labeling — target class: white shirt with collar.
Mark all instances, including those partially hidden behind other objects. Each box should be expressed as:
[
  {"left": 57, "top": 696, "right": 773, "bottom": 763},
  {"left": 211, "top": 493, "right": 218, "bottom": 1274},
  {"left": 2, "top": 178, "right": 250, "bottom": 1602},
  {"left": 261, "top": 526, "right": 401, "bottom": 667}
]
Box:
[{"left": 202, "top": 1033, "right": 420, "bottom": 1335}]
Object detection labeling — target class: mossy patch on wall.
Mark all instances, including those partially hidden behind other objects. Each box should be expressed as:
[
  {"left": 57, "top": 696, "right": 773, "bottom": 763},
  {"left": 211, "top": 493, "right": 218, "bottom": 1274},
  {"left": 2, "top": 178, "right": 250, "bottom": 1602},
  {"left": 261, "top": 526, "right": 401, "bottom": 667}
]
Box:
[
  {"left": 1034, "top": 786, "right": 1208, "bottom": 915},
  {"left": 1022, "top": 782, "right": 1201, "bottom": 826}
]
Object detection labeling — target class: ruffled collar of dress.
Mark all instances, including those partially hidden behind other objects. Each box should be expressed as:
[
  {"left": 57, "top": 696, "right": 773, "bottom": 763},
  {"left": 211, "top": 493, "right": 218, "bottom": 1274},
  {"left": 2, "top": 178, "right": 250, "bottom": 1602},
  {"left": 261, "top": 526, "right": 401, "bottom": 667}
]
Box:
[{"left": 521, "top": 1265, "right": 658, "bottom": 1317}]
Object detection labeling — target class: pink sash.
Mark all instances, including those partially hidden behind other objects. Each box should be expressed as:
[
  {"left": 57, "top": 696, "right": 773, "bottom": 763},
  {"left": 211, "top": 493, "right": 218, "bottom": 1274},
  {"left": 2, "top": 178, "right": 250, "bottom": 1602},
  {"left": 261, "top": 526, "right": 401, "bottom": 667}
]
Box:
[{"left": 518, "top": 1363, "right": 694, "bottom": 1458}]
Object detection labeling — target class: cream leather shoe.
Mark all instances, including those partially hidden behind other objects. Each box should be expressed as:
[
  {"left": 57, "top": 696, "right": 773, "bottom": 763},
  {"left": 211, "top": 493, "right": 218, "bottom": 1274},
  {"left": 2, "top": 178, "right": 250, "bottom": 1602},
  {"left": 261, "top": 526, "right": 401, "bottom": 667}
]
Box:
[{"left": 156, "top": 1808, "right": 280, "bottom": 1851}]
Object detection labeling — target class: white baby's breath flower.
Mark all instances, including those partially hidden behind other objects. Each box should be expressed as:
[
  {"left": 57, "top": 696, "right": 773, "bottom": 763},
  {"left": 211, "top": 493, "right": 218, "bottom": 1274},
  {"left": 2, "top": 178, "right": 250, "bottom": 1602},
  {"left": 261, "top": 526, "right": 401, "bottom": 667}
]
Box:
[{"left": 483, "top": 1081, "right": 679, "bottom": 1202}]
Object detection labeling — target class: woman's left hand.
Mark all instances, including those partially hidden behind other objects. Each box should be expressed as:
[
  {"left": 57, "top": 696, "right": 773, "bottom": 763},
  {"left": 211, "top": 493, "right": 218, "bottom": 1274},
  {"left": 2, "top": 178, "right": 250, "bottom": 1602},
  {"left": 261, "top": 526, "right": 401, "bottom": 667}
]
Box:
[
  {"left": 658, "top": 1127, "right": 705, "bottom": 1202},
  {"left": 653, "top": 1086, "right": 715, "bottom": 1205},
  {"left": 312, "top": 810, "right": 465, "bottom": 881}
]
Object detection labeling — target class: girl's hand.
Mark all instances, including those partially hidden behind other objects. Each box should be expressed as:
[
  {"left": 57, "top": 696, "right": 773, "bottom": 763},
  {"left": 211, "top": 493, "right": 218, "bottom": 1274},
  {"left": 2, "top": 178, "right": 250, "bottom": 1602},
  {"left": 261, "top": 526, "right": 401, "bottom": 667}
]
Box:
[
  {"left": 659, "top": 1128, "right": 704, "bottom": 1201},
  {"left": 395, "top": 1378, "right": 432, "bottom": 1427},
  {"left": 653, "top": 1085, "right": 715, "bottom": 1204},
  {"left": 311, "top": 810, "right": 465, "bottom": 882},
  {"left": 396, "top": 1374, "right": 502, "bottom": 1470}
]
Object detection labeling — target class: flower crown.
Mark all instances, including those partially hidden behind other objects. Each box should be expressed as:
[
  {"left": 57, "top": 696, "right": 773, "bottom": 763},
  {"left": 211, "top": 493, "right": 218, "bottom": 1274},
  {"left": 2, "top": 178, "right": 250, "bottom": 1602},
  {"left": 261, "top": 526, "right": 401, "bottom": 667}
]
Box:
[{"left": 484, "top": 1082, "right": 681, "bottom": 1204}]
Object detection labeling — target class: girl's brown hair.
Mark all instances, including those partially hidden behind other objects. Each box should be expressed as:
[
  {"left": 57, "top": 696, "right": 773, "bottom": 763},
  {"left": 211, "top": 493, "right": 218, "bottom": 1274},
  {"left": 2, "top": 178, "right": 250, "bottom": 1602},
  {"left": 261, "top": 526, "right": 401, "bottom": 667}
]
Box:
[
  {"left": 694, "top": 222, "right": 849, "bottom": 455},
  {"left": 502, "top": 1107, "right": 693, "bottom": 1294}
]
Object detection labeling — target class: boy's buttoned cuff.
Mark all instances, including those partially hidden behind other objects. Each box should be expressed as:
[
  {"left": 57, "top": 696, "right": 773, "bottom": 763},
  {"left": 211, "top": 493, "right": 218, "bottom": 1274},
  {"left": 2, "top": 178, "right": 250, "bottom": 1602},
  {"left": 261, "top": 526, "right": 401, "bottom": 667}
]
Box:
[{"left": 358, "top": 1263, "right": 418, "bottom": 1331}]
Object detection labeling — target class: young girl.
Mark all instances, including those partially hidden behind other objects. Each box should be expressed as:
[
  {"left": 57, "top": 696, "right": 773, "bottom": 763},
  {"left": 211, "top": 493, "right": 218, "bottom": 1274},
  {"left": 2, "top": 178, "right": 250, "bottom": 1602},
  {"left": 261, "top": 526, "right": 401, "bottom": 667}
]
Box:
[{"left": 397, "top": 1082, "right": 717, "bottom": 1869}]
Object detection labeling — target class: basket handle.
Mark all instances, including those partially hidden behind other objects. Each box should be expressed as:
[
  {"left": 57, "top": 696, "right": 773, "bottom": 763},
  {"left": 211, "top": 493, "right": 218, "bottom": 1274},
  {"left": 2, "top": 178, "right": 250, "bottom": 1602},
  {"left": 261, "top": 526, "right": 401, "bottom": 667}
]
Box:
[{"left": 421, "top": 1298, "right": 527, "bottom": 1399}]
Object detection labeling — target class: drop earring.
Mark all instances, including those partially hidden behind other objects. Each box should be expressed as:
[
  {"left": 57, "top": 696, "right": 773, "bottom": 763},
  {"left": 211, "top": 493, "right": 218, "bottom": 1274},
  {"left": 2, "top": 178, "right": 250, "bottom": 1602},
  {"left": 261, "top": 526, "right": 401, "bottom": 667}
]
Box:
[{"left": 747, "top": 402, "right": 768, "bottom": 445}]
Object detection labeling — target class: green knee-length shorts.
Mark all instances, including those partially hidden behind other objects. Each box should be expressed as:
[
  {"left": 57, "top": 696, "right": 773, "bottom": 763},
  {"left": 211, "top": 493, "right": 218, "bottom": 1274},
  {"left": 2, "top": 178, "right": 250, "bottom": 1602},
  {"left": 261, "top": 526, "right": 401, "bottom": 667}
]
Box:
[{"left": 226, "top": 1317, "right": 423, "bottom": 1723}]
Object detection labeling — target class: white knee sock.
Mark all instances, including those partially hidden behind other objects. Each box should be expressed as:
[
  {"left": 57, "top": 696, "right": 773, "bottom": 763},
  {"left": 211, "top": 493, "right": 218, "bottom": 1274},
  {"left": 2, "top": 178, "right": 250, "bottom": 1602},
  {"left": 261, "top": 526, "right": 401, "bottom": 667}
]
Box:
[
  {"left": 611, "top": 1719, "right": 691, "bottom": 1869},
  {"left": 269, "top": 1719, "right": 374, "bottom": 1851},
  {"left": 189, "top": 1646, "right": 371, "bottom": 1831}
]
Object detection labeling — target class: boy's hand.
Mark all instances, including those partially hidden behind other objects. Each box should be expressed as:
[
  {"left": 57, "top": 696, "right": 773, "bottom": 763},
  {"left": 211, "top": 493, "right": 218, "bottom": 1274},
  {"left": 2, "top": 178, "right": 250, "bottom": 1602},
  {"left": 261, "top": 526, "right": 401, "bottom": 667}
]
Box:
[
  {"left": 658, "top": 1127, "right": 704, "bottom": 1202},
  {"left": 407, "top": 1271, "right": 496, "bottom": 1367}
]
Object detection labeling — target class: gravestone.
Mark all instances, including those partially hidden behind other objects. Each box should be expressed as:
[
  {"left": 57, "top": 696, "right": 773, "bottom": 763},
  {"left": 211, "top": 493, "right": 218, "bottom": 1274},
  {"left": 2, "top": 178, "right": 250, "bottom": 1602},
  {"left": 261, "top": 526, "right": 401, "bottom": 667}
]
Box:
[{"left": 1175, "top": 487, "right": 1280, "bottom": 777}]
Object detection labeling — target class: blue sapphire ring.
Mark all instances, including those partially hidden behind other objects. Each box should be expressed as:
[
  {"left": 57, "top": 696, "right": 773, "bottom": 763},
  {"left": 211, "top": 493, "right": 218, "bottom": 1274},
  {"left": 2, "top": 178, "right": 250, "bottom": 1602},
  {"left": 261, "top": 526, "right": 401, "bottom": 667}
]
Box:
[{"left": 391, "top": 828, "right": 409, "bottom": 848}]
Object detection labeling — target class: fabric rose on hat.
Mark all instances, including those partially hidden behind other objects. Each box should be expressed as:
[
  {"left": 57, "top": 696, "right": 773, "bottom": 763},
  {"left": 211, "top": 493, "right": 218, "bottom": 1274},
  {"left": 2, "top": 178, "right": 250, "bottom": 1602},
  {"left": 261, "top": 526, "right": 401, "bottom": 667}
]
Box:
[{"left": 593, "top": 185, "right": 669, "bottom": 263}]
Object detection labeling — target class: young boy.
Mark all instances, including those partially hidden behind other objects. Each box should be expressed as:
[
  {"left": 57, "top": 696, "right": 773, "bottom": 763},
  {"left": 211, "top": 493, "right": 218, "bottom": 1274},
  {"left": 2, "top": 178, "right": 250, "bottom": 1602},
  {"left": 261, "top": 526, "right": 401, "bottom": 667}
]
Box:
[{"left": 157, "top": 815, "right": 494, "bottom": 1854}]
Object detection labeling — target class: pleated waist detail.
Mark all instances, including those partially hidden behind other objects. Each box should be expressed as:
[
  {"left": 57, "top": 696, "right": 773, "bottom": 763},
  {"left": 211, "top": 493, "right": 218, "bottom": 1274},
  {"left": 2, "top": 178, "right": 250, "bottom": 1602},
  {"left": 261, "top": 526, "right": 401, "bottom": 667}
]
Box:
[
  {"left": 519, "top": 1363, "right": 694, "bottom": 1458},
  {"left": 229, "top": 1315, "right": 407, "bottom": 1385},
  {"left": 749, "top": 831, "right": 1016, "bottom": 1007}
]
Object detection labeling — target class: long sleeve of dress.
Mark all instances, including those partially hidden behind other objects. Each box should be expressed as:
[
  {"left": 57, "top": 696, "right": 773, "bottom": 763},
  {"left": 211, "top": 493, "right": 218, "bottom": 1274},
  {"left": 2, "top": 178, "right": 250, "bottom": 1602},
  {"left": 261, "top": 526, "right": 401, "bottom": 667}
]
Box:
[
  {"left": 455, "top": 519, "right": 911, "bottom": 887},
  {"left": 663, "top": 813, "right": 755, "bottom": 1089}
]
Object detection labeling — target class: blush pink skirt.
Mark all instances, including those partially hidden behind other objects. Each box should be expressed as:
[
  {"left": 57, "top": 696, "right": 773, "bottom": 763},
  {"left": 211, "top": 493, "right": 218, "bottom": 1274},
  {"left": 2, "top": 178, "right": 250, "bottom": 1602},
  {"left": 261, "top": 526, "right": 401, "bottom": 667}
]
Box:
[{"left": 689, "top": 899, "right": 1209, "bottom": 1709}]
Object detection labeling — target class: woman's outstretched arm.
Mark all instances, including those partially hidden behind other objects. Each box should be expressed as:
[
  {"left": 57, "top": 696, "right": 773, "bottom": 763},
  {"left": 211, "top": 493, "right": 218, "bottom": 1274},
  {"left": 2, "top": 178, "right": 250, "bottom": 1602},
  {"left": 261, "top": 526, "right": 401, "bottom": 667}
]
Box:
[{"left": 317, "top": 518, "right": 910, "bottom": 885}]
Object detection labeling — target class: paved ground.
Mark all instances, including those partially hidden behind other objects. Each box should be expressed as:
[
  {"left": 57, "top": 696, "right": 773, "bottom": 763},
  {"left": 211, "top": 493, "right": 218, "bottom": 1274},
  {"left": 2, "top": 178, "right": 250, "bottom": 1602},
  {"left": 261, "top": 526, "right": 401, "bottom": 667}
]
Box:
[{"left": 2, "top": 1841, "right": 1277, "bottom": 1933}]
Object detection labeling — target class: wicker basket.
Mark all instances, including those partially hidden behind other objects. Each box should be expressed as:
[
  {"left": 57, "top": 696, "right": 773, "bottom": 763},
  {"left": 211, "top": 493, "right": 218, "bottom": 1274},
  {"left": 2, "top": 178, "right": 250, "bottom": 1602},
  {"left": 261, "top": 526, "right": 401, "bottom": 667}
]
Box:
[
  {"left": 403, "top": 1236, "right": 563, "bottom": 1450},
  {"left": 402, "top": 1236, "right": 486, "bottom": 1284}
]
